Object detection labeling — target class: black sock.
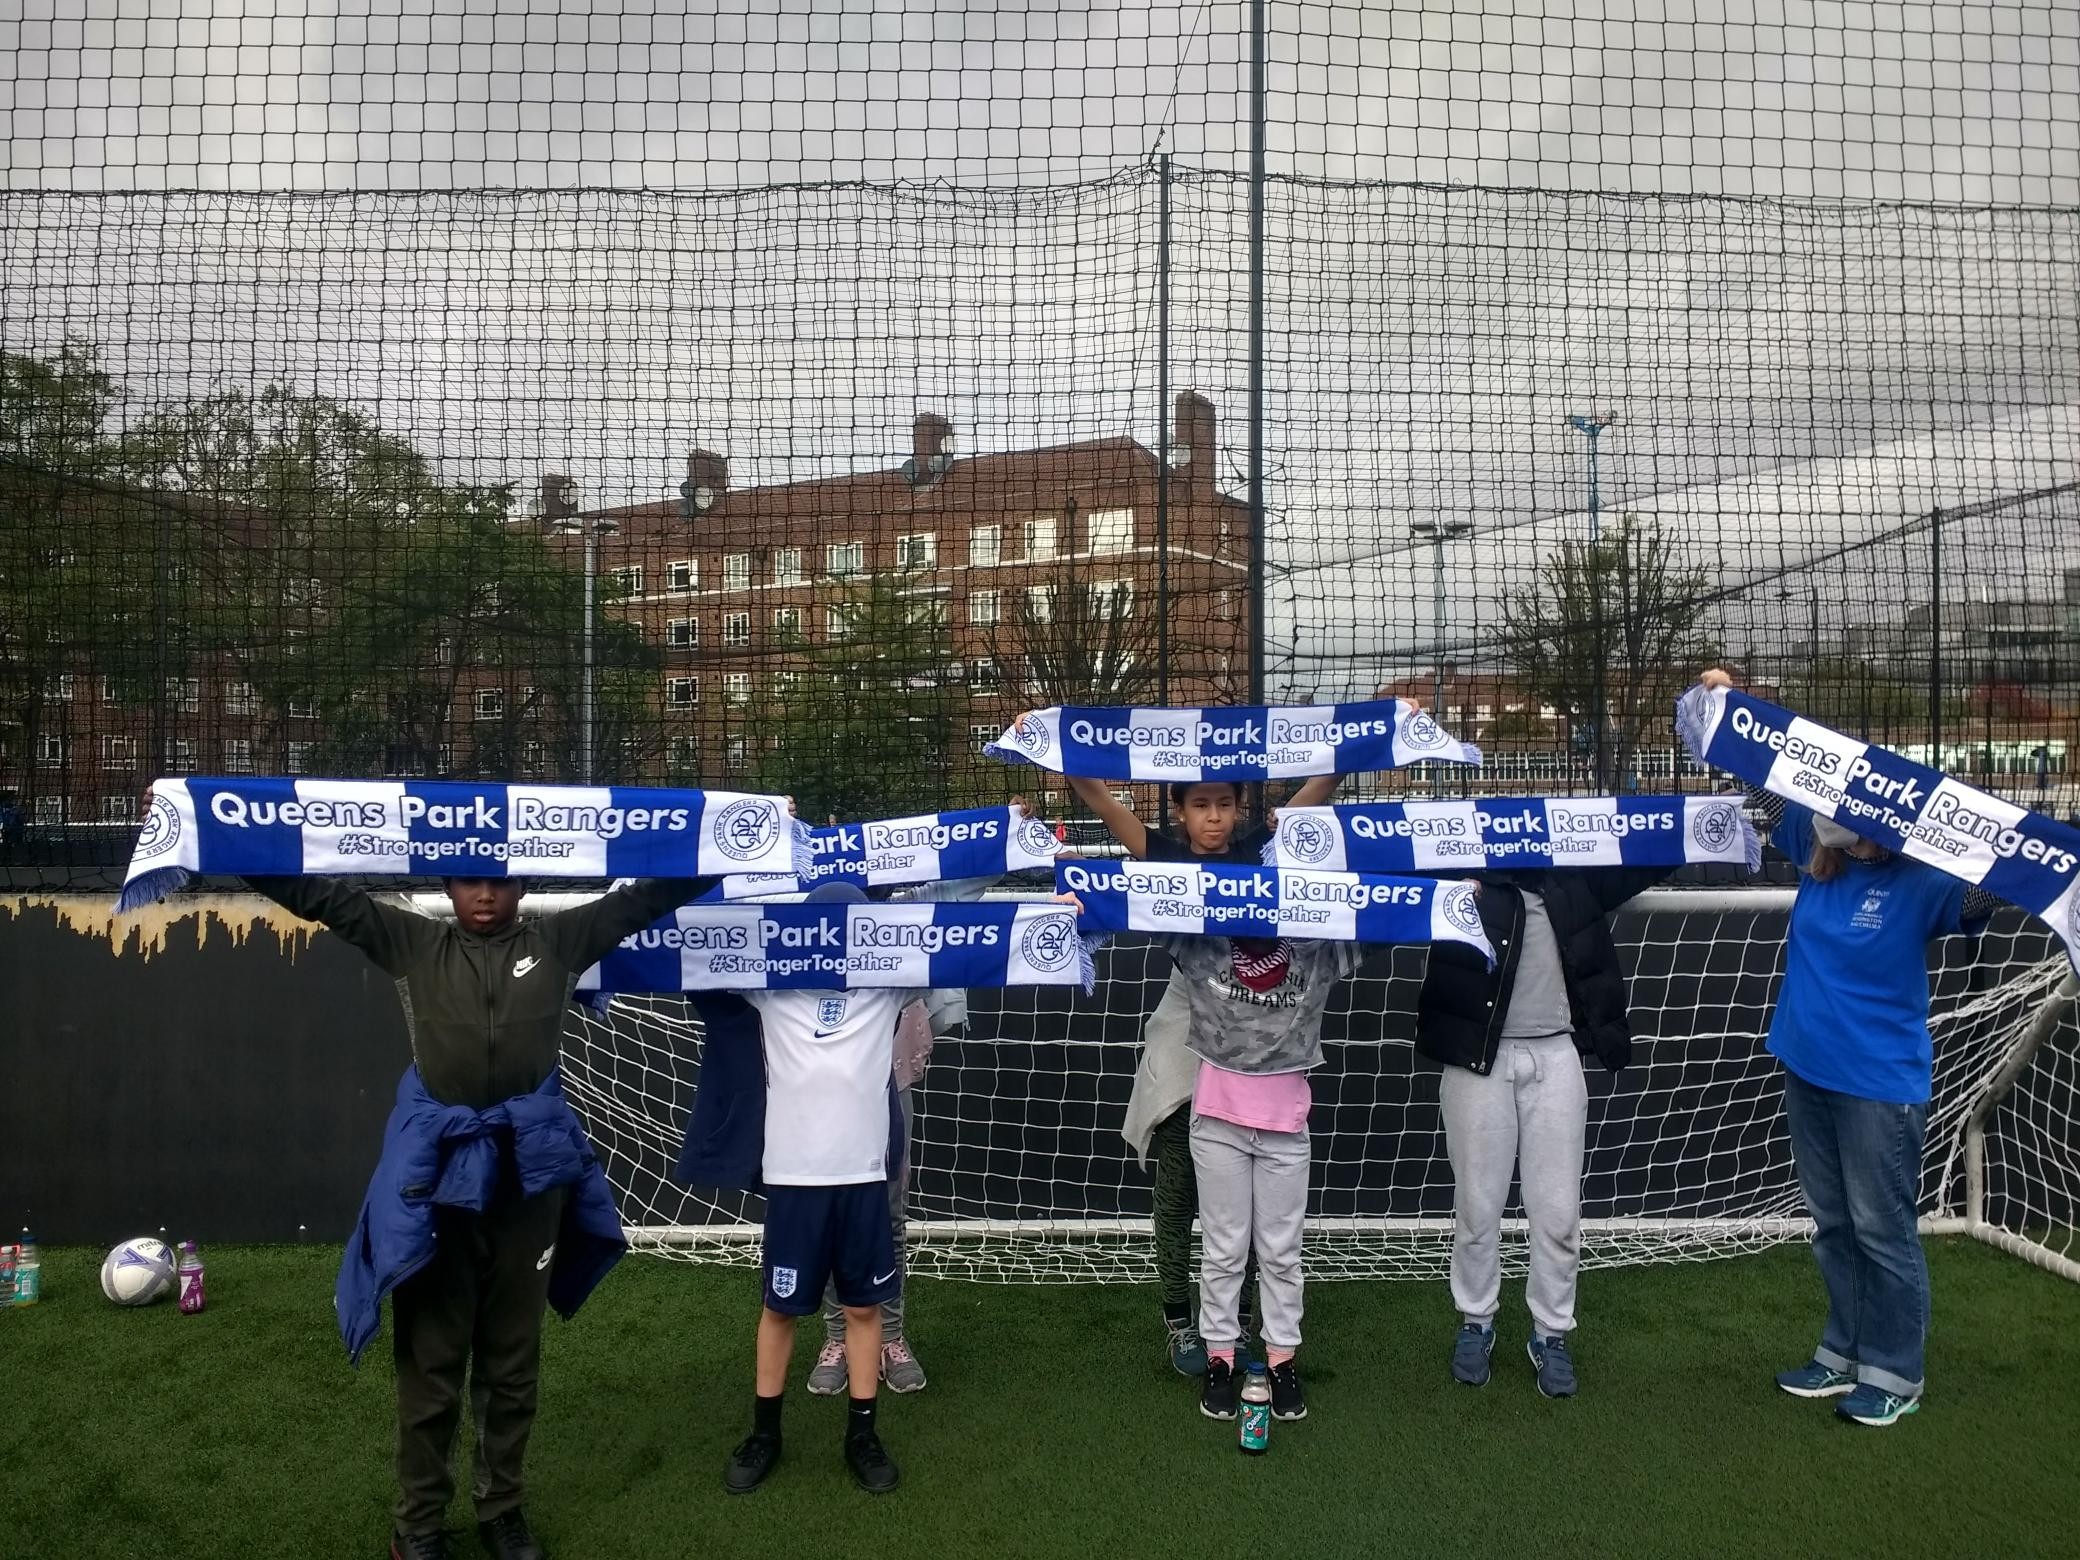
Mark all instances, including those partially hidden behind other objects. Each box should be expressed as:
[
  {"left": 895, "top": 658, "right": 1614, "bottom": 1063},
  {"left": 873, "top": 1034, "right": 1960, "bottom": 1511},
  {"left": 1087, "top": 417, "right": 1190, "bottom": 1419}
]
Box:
[
  {"left": 846, "top": 1396, "right": 877, "bottom": 1440},
  {"left": 1162, "top": 1302, "right": 1191, "bottom": 1329},
  {"left": 754, "top": 1392, "right": 783, "bottom": 1438}
]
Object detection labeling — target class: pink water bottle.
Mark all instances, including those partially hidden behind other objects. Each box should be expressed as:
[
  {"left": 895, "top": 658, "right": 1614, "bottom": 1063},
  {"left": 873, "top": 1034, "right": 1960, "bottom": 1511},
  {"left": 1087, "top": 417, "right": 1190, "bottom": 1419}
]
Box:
[{"left": 176, "top": 1239, "right": 206, "bottom": 1314}]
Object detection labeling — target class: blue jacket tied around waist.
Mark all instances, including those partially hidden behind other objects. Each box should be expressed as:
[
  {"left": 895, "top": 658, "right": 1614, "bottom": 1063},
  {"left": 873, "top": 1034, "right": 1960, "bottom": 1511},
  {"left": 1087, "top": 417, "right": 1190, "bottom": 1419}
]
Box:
[{"left": 336, "top": 1068, "right": 628, "bottom": 1364}]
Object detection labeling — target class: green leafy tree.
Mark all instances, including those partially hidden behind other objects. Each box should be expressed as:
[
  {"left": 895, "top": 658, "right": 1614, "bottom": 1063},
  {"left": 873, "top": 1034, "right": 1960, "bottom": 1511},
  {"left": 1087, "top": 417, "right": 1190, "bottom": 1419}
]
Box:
[
  {"left": 1500, "top": 516, "right": 1720, "bottom": 790},
  {"left": 752, "top": 571, "right": 963, "bottom": 821}
]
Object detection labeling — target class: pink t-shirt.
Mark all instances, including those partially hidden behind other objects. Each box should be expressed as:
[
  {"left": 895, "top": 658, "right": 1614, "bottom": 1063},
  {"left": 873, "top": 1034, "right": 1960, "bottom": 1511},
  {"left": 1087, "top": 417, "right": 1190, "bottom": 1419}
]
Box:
[{"left": 1192, "top": 1060, "right": 1313, "bottom": 1134}]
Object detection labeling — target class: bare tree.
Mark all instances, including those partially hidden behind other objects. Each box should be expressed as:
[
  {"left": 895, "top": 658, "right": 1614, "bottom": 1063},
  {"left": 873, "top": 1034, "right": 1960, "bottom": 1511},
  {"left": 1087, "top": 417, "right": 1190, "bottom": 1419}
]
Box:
[{"left": 985, "top": 555, "right": 1161, "bottom": 709}]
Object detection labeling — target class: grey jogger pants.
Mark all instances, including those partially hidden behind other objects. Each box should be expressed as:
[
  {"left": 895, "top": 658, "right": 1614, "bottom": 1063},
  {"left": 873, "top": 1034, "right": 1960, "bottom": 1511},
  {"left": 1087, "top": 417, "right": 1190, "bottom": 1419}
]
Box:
[
  {"left": 1190, "top": 1113, "right": 1309, "bottom": 1353},
  {"left": 1439, "top": 1034, "right": 1587, "bottom": 1337}
]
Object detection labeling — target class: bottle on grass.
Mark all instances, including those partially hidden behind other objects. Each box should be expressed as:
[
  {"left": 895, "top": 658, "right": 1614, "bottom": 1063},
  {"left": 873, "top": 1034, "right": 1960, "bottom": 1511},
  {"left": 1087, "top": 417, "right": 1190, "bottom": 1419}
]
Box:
[
  {"left": 12, "top": 1230, "right": 39, "bottom": 1306},
  {"left": 176, "top": 1239, "right": 206, "bottom": 1315},
  {"left": 1239, "top": 1362, "right": 1271, "bottom": 1454}
]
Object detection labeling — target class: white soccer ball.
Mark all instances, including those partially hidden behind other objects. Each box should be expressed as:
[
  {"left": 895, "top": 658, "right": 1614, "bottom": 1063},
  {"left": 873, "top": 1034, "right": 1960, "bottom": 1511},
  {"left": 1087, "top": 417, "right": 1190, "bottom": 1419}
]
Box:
[{"left": 101, "top": 1237, "right": 176, "bottom": 1306}]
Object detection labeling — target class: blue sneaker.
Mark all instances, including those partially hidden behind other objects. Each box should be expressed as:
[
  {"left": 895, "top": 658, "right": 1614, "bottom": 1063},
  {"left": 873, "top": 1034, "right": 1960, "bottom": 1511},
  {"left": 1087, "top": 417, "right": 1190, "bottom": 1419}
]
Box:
[
  {"left": 1166, "top": 1319, "right": 1208, "bottom": 1377},
  {"left": 1527, "top": 1334, "right": 1577, "bottom": 1398},
  {"left": 1835, "top": 1383, "right": 1920, "bottom": 1427},
  {"left": 1776, "top": 1360, "right": 1857, "bottom": 1399},
  {"left": 1451, "top": 1323, "right": 1495, "bottom": 1386}
]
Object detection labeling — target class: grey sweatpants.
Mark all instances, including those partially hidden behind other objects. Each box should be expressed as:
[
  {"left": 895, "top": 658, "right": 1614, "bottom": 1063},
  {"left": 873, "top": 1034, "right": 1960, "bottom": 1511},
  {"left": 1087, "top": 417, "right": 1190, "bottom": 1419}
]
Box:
[
  {"left": 1439, "top": 1034, "right": 1587, "bottom": 1337},
  {"left": 1190, "top": 1113, "right": 1309, "bottom": 1353},
  {"left": 823, "top": 1086, "right": 913, "bottom": 1342}
]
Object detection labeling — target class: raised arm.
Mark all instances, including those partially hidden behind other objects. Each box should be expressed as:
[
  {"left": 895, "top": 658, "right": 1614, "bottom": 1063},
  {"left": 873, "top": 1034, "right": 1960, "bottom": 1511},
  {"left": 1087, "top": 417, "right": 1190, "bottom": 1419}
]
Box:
[
  {"left": 1064, "top": 771, "right": 1151, "bottom": 859},
  {"left": 537, "top": 876, "right": 717, "bottom": 971},
  {"left": 1279, "top": 684, "right": 1400, "bottom": 813},
  {"left": 243, "top": 877, "right": 438, "bottom": 976}
]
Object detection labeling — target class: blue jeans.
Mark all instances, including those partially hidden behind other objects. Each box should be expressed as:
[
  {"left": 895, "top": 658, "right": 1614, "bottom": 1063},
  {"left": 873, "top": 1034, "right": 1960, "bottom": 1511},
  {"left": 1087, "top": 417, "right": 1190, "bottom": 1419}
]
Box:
[{"left": 1780, "top": 1067, "right": 1930, "bottom": 1398}]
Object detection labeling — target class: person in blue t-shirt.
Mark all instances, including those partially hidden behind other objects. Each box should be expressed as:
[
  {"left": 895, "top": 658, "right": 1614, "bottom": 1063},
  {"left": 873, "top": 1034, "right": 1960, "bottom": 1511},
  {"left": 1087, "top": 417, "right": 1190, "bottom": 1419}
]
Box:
[{"left": 1699, "top": 669, "right": 1992, "bottom": 1430}]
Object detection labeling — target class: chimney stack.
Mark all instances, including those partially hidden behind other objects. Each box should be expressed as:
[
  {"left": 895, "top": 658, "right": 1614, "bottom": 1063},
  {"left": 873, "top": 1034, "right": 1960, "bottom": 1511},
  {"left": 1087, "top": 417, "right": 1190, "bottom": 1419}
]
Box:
[
  {"left": 541, "top": 471, "right": 578, "bottom": 521},
  {"left": 1173, "top": 392, "right": 1215, "bottom": 482},
  {"left": 908, "top": 413, "right": 956, "bottom": 488},
  {"left": 680, "top": 449, "right": 729, "bottom": 517}
]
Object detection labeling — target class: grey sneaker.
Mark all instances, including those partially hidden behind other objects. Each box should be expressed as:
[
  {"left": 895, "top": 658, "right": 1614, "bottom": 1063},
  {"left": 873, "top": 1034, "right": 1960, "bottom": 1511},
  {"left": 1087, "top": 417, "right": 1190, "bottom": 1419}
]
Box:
[
  {"left": 1451, "top": 1322, "right": 1495, "bottom": 1386},
  {"left": 1167, "top": 1320, "right": 1209, "bottom": 1377},
  {"left": 806, "top": 1337, "right": 848, "bottom": 1396},
  {"left": 1528, "top": 1334, "right": 1577, "bottom": 1399},
  {"left": 880, "top": 1336, "right": 927, "bottom": 1394}
]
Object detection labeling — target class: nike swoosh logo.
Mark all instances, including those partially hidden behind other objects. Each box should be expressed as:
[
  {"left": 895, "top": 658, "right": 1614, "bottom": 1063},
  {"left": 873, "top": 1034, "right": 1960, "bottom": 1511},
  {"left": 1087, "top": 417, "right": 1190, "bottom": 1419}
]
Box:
[
  {"left": 513, "top": 957, "right": 539, "bottom": 978},
  {"left": 536, "top": 1246, "right": 555, "bottom": 1271},
  {"left": 872, "top": 1267, "right": 899, "bottom": 1287}
]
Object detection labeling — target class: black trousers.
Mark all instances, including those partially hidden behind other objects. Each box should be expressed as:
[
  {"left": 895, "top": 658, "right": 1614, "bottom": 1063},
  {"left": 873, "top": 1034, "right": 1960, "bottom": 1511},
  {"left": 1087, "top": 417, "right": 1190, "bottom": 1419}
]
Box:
[{"left": 391, "top": 1187, "right": 567, "bottom": 1534}]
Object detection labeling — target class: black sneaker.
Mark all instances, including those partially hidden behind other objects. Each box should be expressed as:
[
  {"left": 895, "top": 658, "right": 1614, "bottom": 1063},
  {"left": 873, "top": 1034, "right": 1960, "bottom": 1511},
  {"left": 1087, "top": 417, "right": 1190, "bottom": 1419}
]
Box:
[
  {"left": 845, "top": 1431, "right": 901, "bottom": 1494},
  {"left": 724, "top": 1432, "right": 783, "bottom": 1495},
  {"left": 1269, "top": 1361, "right": 1307, "bottom": 1421},
  {"left": 391, "top": 1534, "right": 449, "bottom": 1560},
  {"left": 1200, "top": 1357, "right": 1239, "bottom": 1420},
  {"left": 477, "top": 1510, "right": 546, "bottom": 1560}
]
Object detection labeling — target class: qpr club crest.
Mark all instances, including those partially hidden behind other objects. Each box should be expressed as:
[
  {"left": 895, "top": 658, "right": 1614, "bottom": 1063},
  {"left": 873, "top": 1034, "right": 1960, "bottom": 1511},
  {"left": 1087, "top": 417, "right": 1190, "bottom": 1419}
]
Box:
[
  {"left": 817, "top": 996, "right": 849, "bottom": 1029},
  {"left": 714, "top": 798, "right": 779, "bottom": 862},
  {"left": 1020, "top": 914, "right": 1076, "bottom": 972},
  {"left": 770, "top": 1265, "right": 798, "bottom": 1300},
  {"left": 1438, "top": 881, "right": 1484, "bottom": 937},
  {"left": 1399, "top": 708, "right": 1448, "bottom": 752},
  {"left": 1016, "top": 816, "right": 1061, "bottom": 858},
  {"left": 1691, "top": 801, "right": 1741, "bottom": 855},
  {"left": 134, "top": 791, "right": 183, "bottom": 861},
  {"left": 1008, "top": 713, "right": 1049, "bottom": 757},
  {"left": 1282, "top": 814, "right": 1335, "bottom": 866}
]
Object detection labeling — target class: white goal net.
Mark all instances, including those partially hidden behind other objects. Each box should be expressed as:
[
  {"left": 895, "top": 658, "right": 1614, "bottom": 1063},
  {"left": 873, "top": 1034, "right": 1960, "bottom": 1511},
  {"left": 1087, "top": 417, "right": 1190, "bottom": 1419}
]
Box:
[{"left": 558, "top": 887, "right": 2080, "bottom": 1285}]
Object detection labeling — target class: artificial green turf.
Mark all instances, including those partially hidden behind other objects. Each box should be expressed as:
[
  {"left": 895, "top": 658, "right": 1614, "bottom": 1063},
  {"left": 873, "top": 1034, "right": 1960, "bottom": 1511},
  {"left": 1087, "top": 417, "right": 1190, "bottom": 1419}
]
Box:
[{"left": 5, "top": 1241, "right": 2077, "bottom": 1560}]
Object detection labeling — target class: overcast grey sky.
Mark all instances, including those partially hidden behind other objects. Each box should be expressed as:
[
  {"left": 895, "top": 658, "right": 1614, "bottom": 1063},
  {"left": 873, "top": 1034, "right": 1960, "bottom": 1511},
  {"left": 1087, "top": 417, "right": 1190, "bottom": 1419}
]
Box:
[
  {"left": 4, "top": 0, "right": 2076, "bottom": 201},
  {"left": 4, "top": 1, "right": 2078, "bottom": 692}
]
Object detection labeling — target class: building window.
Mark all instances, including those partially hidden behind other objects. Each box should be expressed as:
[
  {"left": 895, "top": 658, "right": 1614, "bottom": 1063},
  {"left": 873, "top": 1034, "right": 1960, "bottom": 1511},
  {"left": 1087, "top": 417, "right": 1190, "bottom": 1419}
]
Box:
[
  {"left": 285, "top": 741, "right": 314, "bottom": 774},
  {"left": 1092, "top": 579, "right": 1134, "bottom": 618},
  {"left": 223, "top": 739, "right": 254, "bottom": 773},
  {"left": 167, "top": 677, "right": 201, "bottom": 713},
  {"left": 971, "top": 657, "right": 1002, "bottom": 692},
  {"left": 1027, "top": 585, "right": 1054, "bottom": 623},
  {"left": 45, "top": 673, "right": 75, "bottom": 702},
  {"left": 897, "top": 532, "right": 937, "bottom": 570},
  {"left": 724, "top": 552, "right": 752, "bottom": 591},
  {"left": 35, "top": 734, "right": 64, "bottom": 766},
  {"left": 1088, "top": 508, "right": 1134, "bottom": 554},
  {"left": 773, "top": 606, "right": 802, "bottom": 638},
  {"left": 970, "top": 523, "right": 1001, "bottom": 568},
  {"left": 668, "top": 559, "right": 697, "bottom": 592},
  {"left": 100, "top": 794, "right": 135, "bottom": 823},
  {"left": 434, "top": 636, "right": 455, "bottom": 665},
  {"left": 164, "top": 739, "right": 193, "bottom": 774},
  {"left": 1025, "top": 516, "right": 1057, "bottom": 562},
  {"left": 522, "top": 741, "right": 544, "bottom": 774},
  {"left": 99, "top": 676, "right": 118, "bottom": 704},
  {"left": 904, "top": 594, "right": 947, "bottom": 631},
  {"left": 666, "top": 676, "right": 700, "bottom": 708},
  {"left": 723, "top": 611, "right": 751, "bottom": 646},
  {"left": 725, "top": 672, "right": 751, "bottom": 707},
  {"left": 827, "top": 541, "right": 864, "bottom": 578},
  {"left": 667, "top": 734, "right": 698, "bottom": 770},
  {"left": 827, "top": 606, "right": 854, "bottom": 641},
  {"left": 667, "top": 617, "right": 698, "bottom": 649},
  {"left": 773, "top": 548, "right": 804, "bottom": 586},
  {"left": 474, "top": 689, "right": 504, "bottom": 722},
  {"left": 969, "top": 590, "right": 1001, "bottom": 627},
  {"left": 287, "top": 697, "right": 317, "bottom": 719},
  {"left": 33, "top": 796, "right": 64, "bottom": 826},
  {"left": 725, "top": 735, "right": 749, "bottom": 772},
  {"left": 100, "top": 735, "right": 135, "bottom": 770},
  {"left": 970, "top": 723, "right": 998, "bottom": 752},
  {"left": 225, "top": 681, "right": 259, "bottom": 715},
  {"left": 609, "top": 565, "right": 644, "bottom": 597}
]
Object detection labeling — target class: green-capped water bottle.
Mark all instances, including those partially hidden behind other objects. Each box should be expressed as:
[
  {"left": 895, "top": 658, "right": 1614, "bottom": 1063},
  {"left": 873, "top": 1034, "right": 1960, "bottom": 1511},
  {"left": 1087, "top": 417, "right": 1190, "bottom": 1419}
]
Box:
[
  {"left": 1239, "top": 1362, "right": 1271, "bottom": 1454},
  {"left": 12, "top": 1231, "right": 39, "bottom": 1306}
]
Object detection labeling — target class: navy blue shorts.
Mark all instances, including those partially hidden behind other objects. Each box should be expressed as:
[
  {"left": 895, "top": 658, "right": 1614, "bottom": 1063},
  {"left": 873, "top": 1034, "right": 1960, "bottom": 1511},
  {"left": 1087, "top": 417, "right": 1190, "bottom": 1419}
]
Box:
[{"left": 761, "top": 1181, "right": 899, "bottom": 1315}]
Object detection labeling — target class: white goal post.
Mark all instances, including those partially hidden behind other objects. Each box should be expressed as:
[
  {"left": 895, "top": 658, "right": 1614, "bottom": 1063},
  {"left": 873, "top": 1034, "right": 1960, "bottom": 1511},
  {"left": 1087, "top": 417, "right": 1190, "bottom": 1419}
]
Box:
[{"left": 412, "top": 886, "right": 2080, "bottom": 1286}]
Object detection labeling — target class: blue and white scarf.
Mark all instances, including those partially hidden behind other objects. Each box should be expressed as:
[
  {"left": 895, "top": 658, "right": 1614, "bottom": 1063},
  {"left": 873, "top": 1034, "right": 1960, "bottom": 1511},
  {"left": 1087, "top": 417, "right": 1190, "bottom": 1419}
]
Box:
[
  {"left": 986, "top": 699, "right": 1481, "bottom": 781},
  {"left": 1056, "top": 858, "right": 1493, "bottom": 963},
  {"left": 714, "top": 806, "right": 1062, "bottom": 899},
  {"left": 577, "top": 900, "right": 1092, "bottom": 995},
  {"left": 1268, "top": 797, "right": 1760, "bottom": 875},
  {"left": 1677, "top": 684, "right": 2080, "bottom": 972},
  {"left": 121, "top": 777, "right": 802, "bottom": 911}
]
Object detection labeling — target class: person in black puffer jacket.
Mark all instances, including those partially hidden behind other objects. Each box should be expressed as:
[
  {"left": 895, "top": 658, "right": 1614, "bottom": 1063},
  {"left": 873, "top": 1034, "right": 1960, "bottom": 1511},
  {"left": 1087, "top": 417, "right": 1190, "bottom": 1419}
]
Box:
[{"left": 1416, "top": 865, "right": 1671, "bottom": 1399}]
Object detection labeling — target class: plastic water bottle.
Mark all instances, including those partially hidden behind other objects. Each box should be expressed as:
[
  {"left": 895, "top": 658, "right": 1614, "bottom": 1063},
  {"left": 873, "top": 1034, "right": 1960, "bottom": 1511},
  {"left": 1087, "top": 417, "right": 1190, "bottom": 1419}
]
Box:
[
  {"left": 0, "top": 1243, "right": 14, "bottom": 1307},
  {"left": 11, "top": 1231, "right": 38, "bottom": 1306},
  {"left": 1239, "top": 1362, "right": 1272, "bottom": 1454},
  {"left": 176, "top": 1240, "right": 206, "bottom": 1315}
]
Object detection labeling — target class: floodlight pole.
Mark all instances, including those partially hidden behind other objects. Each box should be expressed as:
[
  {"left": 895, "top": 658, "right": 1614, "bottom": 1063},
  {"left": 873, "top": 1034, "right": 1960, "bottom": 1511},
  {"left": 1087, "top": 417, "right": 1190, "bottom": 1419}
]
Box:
[
  {"left": 1410, "top": 519, "right": 1474, "bottom": 795},
  {"left": 1569, "top": 413, "right": 1615, "bottom": 788},
  {"left": 1246, "top": 0, "right": 1267, "bottom": 707}
]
